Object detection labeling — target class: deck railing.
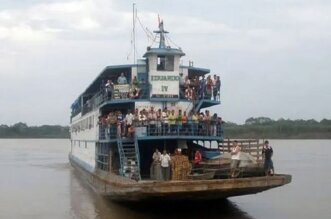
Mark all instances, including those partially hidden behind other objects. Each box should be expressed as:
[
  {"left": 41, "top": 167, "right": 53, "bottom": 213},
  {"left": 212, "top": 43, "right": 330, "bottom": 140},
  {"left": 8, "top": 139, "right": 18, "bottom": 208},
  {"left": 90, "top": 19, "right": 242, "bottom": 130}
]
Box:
[
  {"left": 99, "top": 122, "right": 224, "bottom": 140},
  {"left": 79, "top": 84, "right": 221, "bottom": 116},
  {"left": 218, "top": 139, "right": 264, "bottom": 161}
]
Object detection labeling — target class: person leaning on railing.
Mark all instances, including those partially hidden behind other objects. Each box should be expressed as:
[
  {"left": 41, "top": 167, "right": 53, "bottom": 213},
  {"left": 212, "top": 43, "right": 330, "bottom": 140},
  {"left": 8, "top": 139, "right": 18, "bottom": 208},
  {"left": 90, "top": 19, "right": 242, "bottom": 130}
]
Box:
[
  {"left": 211, "top": 113, "right": 218, "bottom": 136},
  {"left": 204, "top": 110, "right": 211, "bottom": 136},
  {"left": 162, "top": 108, "right": 169, "bottom": 134},
  {"left": 156, "top": 109, "right": 162, "bottom": 135},
  {"left": 192, "top": 112, "right": 199, "bottom": 135},
  {"left": 148, "top": 107, "right": 157, "bottom": 135},
  {"left": 168, "top": 110, "right": 177, "bottom": 134}
]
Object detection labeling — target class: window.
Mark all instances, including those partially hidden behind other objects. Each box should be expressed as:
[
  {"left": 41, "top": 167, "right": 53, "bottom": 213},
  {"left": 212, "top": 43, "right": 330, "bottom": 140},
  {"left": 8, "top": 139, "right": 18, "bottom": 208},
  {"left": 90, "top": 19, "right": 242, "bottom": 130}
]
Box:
[{"left": 157, "top": 55, "right": 174, "bottom": 71}]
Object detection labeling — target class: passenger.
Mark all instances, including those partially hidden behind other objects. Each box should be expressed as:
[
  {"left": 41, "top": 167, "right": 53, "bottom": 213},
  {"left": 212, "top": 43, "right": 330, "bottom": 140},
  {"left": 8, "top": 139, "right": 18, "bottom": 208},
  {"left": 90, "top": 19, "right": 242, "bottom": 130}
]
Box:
[
  {"left": 211, "top": 113, "right": 218, "bottom": 136},
  {"left": 185, "top": 86, "right": 193, "bottom": 101},
  {"left": 187, "top": 111, "right": 193, "bottom": 135},
  {"left": 132, "top": 76, "right": 139, "bottom": 88},
  {"left": 150, "top": 148, "right": 162, "bottom": 180},
  {"left": 192, "top": 112, "right": 199, "bottom": 135},
  {"left": 184, "top": 76, "right": 191, "bottom": 88},
  {"left": 198, "top": 112, "right": 205, "bottom": 135},
  {"left": 148, "top": 107, "right": 157, "bottom": 135},
  {"left": 105, "top": 79, "right": 114, "bottom": 100},
  {"left": 212, "top": 74, "right": 217, "bottom": 101},
  {"left": 199, "top": 75, "right": 206, "bottom": 99},
  {"left": 161, "top": 108, "right": 169, "bottom": 134},
  {"left": 171, "top": 148, "right": 191, "bottom": 180},
  {"left": 125, "top": 110, "right": 134, "bottom": 137},
  {"left": 262, "top": 140, "right": 274, "bottom": 176},
  {"left": 215, "top": 76, "right": 221, "bottom": 101},
  {"left": 130, "top": 88, "right": 140, "bottom": 99},
  {"left": 156, "top": 109, "right": 162, "bottom": 135},
  {"left": 139, "top": 110, "right": 147, "bottom": 126},
  {"left": 181, "top": 111, "right": 188, "bottom": 134},
  {"left": 193, "top": 150, "right": 202, "bottom": 166},
  {"left": 206, "top": 75, "right": 213, "bottom": 99},
  {"left": 177, "top": 110, "right": 183, "bottom": 133},
  {"left": 204, "top": 110, "right": 211, "bottom": 135},
  {"left": 168, "top": 110, "right": 177, "bottom": 134},
  {"left": 117, "top": 72, "right": 128, "bottom": 84},
  {"left": 230, "top": 140, "right": 241, "bottom": 178},
  {"left": 133, "top": 109, "right": 140, "bottom": 126},
  {"left": 160, "top": 149, "right": 171, "bottom": 181},
  {"left": 116, "top": 111, "right": 124, "bottom": 137}
]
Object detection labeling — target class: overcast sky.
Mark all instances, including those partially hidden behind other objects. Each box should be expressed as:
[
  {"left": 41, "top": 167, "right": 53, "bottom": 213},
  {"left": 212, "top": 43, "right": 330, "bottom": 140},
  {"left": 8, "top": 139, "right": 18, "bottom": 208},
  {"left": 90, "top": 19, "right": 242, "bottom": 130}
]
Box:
[{"left": 0, "top": 0, "right": 330, "bottom": 126}]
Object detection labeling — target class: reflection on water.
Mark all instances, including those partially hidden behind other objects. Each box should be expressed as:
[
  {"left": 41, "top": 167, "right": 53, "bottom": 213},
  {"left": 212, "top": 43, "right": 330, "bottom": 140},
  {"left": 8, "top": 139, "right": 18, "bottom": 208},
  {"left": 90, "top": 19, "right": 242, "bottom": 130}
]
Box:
[{"left": 0, "top": 139, "right": 330, "bottom": 219}]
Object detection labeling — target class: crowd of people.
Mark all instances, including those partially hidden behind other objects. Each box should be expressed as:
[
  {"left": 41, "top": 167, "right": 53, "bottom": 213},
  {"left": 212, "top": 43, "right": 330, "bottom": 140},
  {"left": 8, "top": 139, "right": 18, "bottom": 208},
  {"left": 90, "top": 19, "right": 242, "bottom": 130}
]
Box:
[
  {"left": 180, "top": 74, "right": 221, "bottom": 101},
  {"left": 103, "top": 74, "right": 144, "bottom": 100},
  {"left": 102, "top": 72, "right": 221, "bottom": 102},
  {"left": 150, "top": 148, "right": 192, "bottom": 181},
  {"left": 98, "top": 107, "right": 223, "bottom": 138}
]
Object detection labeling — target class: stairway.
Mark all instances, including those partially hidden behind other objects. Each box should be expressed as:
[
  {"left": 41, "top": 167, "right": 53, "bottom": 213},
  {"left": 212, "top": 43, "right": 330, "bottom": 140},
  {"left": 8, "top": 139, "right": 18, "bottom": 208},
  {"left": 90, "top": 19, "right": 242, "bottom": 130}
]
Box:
[
  {"left": 117, "top": 136, "right": 141, "bottom": 180},
  {"left": 194, "top": 99, "right": 204, "bottom": 112}
]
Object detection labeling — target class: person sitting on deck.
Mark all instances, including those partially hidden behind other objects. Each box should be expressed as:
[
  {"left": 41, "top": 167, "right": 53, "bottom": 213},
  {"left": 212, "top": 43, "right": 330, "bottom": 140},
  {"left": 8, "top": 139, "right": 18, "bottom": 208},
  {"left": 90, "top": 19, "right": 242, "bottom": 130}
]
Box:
[
  {"left": 160, "top": 149, "right": 171, "bottom": 181},
  {"left": 230, "top": 140, "right": 241, "bottom": 178},
  {"left": 262, "top": 140, "right": 274, "bottom": 176},
  {"left": 117, "top": 72, "right": 128, "bottom": 84}
]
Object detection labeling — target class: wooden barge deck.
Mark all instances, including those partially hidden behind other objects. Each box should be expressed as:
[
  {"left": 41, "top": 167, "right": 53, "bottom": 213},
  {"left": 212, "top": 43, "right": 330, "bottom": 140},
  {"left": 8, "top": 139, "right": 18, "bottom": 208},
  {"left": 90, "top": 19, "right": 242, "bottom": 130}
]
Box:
[{"left": 70, "top": 153, "right": 291, "bottom": 201}]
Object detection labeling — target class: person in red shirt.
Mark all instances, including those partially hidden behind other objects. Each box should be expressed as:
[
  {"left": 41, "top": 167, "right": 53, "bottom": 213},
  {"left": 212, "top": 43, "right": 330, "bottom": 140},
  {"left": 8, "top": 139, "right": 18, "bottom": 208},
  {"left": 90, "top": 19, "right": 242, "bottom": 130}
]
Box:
[{"left": 193, "top": 150, "right": 202, "bottom": 165}]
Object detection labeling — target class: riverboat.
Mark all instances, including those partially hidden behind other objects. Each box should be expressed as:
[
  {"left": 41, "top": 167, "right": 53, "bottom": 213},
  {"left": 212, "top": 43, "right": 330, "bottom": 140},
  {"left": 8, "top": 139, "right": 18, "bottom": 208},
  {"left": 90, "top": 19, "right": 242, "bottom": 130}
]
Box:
[{"left": 69, "top": 19, "right": 291, "bottom": 201}]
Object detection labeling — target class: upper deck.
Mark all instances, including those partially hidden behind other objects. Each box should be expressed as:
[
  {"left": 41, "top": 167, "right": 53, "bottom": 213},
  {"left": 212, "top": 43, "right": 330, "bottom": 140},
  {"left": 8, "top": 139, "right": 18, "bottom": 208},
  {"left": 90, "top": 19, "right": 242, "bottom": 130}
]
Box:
[{"left": 70, "top": 20, "right": 223, "bottom": 143}]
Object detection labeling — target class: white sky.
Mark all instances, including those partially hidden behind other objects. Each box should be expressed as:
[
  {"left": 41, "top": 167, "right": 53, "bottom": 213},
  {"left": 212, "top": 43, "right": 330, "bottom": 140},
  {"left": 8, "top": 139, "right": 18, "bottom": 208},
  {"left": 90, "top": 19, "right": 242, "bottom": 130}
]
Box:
[{"left": 0, "top": 0, "right": 330, "bottom": 125}]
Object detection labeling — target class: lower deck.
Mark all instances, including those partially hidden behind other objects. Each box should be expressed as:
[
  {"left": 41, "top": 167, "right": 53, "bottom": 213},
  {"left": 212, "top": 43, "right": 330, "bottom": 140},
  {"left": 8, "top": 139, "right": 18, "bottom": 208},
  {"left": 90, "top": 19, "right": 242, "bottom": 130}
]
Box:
[{"left": 70, "top": 154, "right": 292, "bottom": 201}]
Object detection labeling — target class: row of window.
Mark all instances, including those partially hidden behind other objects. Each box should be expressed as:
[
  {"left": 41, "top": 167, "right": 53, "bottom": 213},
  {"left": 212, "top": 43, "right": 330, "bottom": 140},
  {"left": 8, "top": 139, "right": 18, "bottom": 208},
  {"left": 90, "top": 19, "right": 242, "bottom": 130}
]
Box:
[{"left": 71, "top": 115, "right": 95, "bottom": 132}]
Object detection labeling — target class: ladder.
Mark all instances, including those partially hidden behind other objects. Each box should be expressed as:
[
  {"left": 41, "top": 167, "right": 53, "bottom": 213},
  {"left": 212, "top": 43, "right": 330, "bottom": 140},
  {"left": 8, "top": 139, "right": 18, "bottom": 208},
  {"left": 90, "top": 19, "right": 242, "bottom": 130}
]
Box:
[{"left": 117, "top": 135, "right": 141, "bottom": 180}]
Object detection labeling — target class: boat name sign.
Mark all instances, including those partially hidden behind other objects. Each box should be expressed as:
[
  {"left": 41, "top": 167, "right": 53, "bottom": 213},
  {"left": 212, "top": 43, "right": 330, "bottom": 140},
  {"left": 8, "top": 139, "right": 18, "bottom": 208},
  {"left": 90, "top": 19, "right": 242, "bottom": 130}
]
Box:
[{"left": 150, "top": 73, "right": 179, "bottom": 98}]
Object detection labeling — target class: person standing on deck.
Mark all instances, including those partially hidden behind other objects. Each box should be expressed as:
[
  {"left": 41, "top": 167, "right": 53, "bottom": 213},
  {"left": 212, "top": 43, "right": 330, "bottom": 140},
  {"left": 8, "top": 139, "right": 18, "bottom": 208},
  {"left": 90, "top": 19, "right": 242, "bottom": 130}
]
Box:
[
  {"left": 262, "top": 140, "right": 274, "bottom": 176},
  {"left": 230, "top": 140, "right": 241, "bottom": 178},
  {"left": 160, "top": 150, "right": 171, "bottom": 181},
  {"left": 117, "top": 72, "right": 128, "bottom": 84},
  {"left": 124, "top": 110, "right": 134, "bottom": 137},
  {"left": 193, "top": 150, "right": 202, "bottom": 168},
  {"left": 150, "top": 149, "right": 162, "bottom": 180}
]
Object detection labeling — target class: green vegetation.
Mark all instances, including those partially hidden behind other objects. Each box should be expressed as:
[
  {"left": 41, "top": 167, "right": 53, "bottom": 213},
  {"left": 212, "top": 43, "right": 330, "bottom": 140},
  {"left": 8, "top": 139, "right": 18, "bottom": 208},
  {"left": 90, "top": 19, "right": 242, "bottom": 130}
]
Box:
[
  {"left": 0, "top": 122, "right": 69, "bottom": 138},
  {"left": 223, "top": 117, "right": 331, "bottom": 139},
  {"left": 1, "top": 117, "right": 331, "bottom": 139}
]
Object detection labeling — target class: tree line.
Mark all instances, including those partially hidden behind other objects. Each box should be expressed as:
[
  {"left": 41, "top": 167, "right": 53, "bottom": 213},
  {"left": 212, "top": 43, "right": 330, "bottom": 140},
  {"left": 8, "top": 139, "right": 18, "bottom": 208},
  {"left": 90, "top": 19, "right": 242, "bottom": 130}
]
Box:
[
  {"left": 0, "top": 122, "right": 69, "bottom": 138},
  {"left": 223, "top": 117, "right": 331, "bottom": 139},
  {"left": 1, "top": 117, "right": 331, "bottom": 139}
]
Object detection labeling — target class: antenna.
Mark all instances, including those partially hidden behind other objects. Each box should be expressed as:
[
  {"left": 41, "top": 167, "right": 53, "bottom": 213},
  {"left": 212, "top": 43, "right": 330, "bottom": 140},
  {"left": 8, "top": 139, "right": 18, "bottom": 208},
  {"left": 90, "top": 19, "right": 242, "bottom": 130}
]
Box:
[{"left": 132, "top": 3, "right": 136, "bottom": 64}]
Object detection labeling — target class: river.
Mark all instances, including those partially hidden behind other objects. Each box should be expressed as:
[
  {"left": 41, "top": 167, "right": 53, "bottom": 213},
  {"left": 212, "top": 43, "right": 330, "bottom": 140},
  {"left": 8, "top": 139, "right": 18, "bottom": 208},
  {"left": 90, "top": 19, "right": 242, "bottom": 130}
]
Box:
[{"left": 0, "top": 139, "right": 330, "bottom": 219}]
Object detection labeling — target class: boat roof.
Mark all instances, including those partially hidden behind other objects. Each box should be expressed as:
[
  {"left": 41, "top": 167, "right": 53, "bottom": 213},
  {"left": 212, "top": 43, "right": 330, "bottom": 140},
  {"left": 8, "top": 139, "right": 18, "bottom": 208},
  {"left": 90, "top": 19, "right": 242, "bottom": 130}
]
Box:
[{"left": 143, "top": 47, "right": 185, "bottom": 57}]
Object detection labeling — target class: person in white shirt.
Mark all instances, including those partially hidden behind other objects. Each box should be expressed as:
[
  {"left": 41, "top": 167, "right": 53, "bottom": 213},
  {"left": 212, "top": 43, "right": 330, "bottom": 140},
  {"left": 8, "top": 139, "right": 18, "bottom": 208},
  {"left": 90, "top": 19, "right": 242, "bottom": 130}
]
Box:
[
  {"left": 230, "top": 140, "right": 241, "bottom": 178},
  {"left": 125, "top": 111, "right": 134, "bottom": 137},
  {"left": 160, "top": 149, "right": 171, "bottom": 180}
]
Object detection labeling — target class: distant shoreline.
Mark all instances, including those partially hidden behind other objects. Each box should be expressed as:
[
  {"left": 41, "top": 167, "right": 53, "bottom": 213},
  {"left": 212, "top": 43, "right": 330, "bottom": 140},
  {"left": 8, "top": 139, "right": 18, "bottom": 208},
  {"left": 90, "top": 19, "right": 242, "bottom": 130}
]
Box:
[{"left": 1, "top": 118, "right": 330, "bottom": 139}]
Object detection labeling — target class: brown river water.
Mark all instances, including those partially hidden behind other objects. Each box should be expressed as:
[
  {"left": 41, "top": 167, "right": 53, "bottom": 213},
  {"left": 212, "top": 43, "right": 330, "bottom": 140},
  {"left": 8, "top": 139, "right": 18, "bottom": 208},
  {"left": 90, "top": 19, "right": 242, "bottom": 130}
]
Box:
[{"left": 0, "top": 139, "right": 330, "bottom": 219}]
